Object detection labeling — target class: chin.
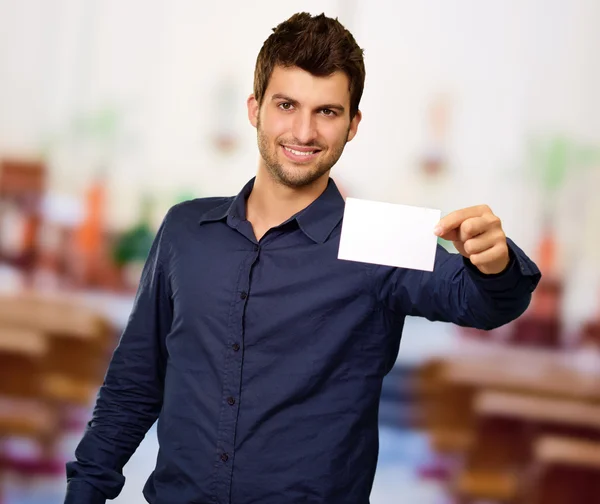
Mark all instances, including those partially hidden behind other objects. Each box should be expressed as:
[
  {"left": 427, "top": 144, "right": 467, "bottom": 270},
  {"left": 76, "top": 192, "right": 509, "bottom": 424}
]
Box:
[{"left": 279, "top": 168, "right": 328, "bottom": 188}]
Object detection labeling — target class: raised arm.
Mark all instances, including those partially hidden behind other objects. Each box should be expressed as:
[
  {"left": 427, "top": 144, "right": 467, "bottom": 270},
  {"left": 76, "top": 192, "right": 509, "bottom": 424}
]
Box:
[{"left": 376, "top": 205, "right": 541, "bottom": 329}]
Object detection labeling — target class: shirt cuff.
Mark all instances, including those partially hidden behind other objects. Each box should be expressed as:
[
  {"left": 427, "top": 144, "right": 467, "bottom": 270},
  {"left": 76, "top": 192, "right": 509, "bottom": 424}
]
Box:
[
  {"left": 64, "top": 480, "right": 107, "bottom": 504},
  {"left": 462, "top": 238, "right": 541, "bottom": 293}
]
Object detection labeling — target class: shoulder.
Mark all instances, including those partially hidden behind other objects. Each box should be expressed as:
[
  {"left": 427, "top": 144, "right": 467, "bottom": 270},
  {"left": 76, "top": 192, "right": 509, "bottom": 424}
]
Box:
[
  {"left": 153, "top": 196, "right": 233, "bottom": 262},
  {"left": 164, "top": 196, "right": 233, "bottom": 225}
]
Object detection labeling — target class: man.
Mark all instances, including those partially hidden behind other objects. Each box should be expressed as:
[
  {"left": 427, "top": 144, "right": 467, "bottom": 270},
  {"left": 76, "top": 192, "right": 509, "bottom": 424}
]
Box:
[{"left": 65, "top": 12, "right": 540, "bottom": 504}]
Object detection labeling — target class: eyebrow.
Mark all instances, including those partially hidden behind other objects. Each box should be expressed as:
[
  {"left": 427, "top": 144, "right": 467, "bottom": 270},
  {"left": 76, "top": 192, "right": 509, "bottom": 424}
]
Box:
[{"left": 270, "top": 93, "right": 346, "bottom": 113}]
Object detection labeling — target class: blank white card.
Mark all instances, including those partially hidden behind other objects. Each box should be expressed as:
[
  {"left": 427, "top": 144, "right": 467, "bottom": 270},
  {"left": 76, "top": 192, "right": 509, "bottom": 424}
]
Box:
[{"left": 338, "top": 197, "right": 441, "bottom": 272}]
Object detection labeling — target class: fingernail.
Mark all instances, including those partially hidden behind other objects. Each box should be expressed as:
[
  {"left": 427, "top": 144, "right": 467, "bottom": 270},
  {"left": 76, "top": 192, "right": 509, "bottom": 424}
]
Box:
[{"left": 433, "top": 225, "right": 443, "bottom": 236}]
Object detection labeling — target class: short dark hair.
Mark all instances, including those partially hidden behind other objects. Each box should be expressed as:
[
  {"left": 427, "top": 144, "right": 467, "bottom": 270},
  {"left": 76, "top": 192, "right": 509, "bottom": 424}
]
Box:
[{"left": 253, "top": 12, "right": 365, "bottom": 119}]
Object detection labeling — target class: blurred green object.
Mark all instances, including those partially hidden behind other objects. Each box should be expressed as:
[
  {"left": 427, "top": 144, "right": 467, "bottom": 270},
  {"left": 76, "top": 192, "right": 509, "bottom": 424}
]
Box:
[
  {"left": 527, "top": 134, "right": 600, "bottom": 219},
  {"left": 72, "top": 107, "right": 120, "bottom": 140},
  {"left": 529, "top": 134, "right": 600, "bottom": 192},
  {"left": 174, "top": 190, "right": 197, "bottom": 204},
  {"left": 113, "top": 194, "right": 155, "bottom": 266},
  {"left": 438, "top": 236, "right": 456, "bottom": 253}
]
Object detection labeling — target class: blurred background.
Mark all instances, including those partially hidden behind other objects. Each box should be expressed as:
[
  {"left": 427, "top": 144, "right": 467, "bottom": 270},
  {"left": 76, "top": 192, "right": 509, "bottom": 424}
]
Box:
[{"left": 1, "top": 0, "right": 600, "bottom": 502}]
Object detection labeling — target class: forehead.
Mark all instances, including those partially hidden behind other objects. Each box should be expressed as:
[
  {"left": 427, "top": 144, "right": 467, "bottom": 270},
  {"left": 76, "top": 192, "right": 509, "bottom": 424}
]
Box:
[{"left": 265, "top": 66, "right": 350, "bottom": 106}]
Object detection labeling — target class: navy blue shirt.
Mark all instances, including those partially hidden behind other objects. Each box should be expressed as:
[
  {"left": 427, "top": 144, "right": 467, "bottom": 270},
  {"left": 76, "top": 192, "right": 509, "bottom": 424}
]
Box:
[{"left": 65, "top": 177, "right": 540, "bottom": 504}]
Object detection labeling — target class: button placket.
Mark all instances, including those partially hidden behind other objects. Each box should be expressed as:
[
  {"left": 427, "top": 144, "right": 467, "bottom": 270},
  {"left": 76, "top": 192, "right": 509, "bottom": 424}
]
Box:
[{"left": 212, "top": 249, "right": 257, "bottom": 503}]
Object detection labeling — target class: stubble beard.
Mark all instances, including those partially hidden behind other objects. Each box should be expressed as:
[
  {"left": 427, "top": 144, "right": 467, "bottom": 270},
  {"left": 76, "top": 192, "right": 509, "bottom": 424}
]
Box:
[{"left": 256, "top": 119, "right": 349, "bottom": 189}]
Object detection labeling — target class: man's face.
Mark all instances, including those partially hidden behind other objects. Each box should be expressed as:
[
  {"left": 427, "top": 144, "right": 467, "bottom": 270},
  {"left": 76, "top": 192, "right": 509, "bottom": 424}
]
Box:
[{"left": 247, "top": 66, "right": 361, "bottom": 189}]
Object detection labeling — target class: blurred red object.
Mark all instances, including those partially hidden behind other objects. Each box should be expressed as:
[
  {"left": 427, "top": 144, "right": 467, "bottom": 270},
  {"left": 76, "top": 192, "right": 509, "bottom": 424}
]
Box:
[
  {"left": 581, "top": 320, "right": 600, "bottom": 347},
  {"left": 508, "top": 277, "right": 563, "bottom": 348},
  {"left": 0, "top": 158, "right": 46, "bottom": 277}
]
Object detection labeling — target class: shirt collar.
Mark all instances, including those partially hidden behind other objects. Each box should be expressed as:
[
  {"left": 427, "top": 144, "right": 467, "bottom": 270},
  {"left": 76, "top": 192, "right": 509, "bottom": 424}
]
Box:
[
  {"left": 295, "top": 178, "right": 345, "bottom": 243},
  {"left": 198, "top": 177, "right": 345, "bottom": 244}
]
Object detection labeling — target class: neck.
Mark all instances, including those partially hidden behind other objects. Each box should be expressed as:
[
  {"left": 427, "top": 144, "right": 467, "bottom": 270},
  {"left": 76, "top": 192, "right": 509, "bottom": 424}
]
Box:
[{"left": 246, "top": 165, "right": 329, "bottom": 235}]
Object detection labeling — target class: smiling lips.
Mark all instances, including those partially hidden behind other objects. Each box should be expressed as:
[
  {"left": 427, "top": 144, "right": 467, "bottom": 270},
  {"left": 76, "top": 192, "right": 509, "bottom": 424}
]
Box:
[{"left": 281, "top": 144, "right": 321, "bottom": 163}]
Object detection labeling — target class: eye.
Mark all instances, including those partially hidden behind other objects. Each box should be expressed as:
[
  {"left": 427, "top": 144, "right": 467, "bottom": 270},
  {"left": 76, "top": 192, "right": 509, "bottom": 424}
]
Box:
[
  {"left": 321, "top": 108, "right": 336, "bottom": 117},
  {"left": 278, "top": 102, "right": 293, "bottom": 111}
]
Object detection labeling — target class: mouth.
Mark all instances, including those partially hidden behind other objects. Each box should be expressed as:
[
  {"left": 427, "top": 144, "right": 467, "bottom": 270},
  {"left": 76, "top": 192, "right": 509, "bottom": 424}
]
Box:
[{"left": 281, "top": 145, "right": 321, "bottom": 163}]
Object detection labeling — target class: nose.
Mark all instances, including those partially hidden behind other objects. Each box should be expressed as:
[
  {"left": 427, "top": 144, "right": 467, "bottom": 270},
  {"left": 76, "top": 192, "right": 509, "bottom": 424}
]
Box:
[{"left": 291, "top": 111, "right": 318, "bottom": 145}]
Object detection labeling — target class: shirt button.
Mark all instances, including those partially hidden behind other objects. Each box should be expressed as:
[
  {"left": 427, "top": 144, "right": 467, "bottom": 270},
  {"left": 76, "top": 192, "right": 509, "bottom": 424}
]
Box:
[
  {"left": 227, "top": 397, "right": 235, "bottom": 406},
  {"left": 232, "top": 343, "right": 240, "bottom": 352},
  {"left": 221, "top": 453, "right": 229, "bottom": 462},
  {"left": 240, "top": 291, "right": 248, "bottom": 300}
]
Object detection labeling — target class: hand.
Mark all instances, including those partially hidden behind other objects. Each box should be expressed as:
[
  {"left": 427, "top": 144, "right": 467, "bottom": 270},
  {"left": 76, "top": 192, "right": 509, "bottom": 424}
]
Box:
[{"left": 433, "top": 205, "right": 510, "bottom": 275}]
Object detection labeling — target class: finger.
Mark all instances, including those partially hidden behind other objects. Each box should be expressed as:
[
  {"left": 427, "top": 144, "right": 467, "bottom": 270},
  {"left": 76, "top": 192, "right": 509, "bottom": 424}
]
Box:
[
  {"left": 468, "top": 244, "right": 505, "bottom": 268},
  {"left": 458, "top": 214, "right": 501, "bottom": 242},
  {"left": 462, "top": 234, "right": 495, "bottom": 256},
  {"left": 437, "top": 216, "right": 487, "bottom": 242},
  {"left": 434, "top": 205, "right": 491, "bottom": 237}
]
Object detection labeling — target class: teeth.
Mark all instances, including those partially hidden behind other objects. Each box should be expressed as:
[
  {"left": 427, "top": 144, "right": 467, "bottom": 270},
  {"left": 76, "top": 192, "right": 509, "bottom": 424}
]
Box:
[{"left": 284, "top": 146, "right": 316, "bottom": 156}]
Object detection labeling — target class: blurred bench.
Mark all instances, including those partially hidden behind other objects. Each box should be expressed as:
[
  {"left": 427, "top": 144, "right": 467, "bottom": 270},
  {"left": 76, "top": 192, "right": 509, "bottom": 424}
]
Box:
[
  {"left": 0, "top": 293, "right": 113, "bottom": 490},
  {"left": 417, "top": 343, "right": 600, "bottom": 500},
  {"left": 0, "top": 293, "right": 113, "bottom": 404},
  {"left": 527, "top": 436, "right": 600, "bottom": 504},
  {"left": 0, "top": 326, "right": 57, "bottom": 440},
  {"left": 416, "top": 358, "right": 475, "bottom": 455},
  {"left": 455, "top": 390, "right": 600, "bottom": 503},
  {"left": 421, "top": 345, "right": 600, "bottom": 451},
  {"left": 443, "top": 354, "right": 600, "bottom": 401},
  {"left": 0, "top": 324, "right": 61, "bottom": 488}
]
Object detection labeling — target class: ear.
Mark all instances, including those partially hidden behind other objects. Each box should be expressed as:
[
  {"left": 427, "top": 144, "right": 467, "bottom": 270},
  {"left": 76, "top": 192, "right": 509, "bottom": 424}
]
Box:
[
  {"left": 346, "top": 110, "right": 362, "bottom": 142},
  {"left": 247, "top": 94, "right": 259, "bottom": 128}
]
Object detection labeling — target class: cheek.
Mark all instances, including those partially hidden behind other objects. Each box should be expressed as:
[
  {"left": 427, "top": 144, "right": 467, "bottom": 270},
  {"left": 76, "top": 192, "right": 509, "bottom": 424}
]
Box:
[
  {"left": 321, "top": 124, "right": 349, "bottom": 148},
  {"left": 261, "top": 112, "right": 291, "bottom": 139}
]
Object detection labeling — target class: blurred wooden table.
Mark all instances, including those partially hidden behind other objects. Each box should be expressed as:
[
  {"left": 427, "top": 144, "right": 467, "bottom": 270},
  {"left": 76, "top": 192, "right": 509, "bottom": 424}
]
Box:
[
  {"left": 455, "top": 390, "right": 600, "bottom": 502},
  {"left": 0, "top": 326, "right": 47, "bottom": 356},
  {"left": 0, "top": 326, "right": 59, "bottom": 457},
  {"left": 444, "top": 350, "right": 600, "bottom": 401},
  {"left": 422, "top": 343, "right": 600, "bottom": 451},
  {"left": 418, "top": 342, "right": 600, "bottom": 503},
  {"left": 528, "top": 436, "right": 600, "bottom": 504}
]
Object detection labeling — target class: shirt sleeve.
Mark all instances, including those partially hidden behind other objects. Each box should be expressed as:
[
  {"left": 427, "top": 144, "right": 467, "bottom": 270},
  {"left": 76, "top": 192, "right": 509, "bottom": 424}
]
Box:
[
  {"left": 375, "top": 238, "right": 541, "bottom": 330},
  {"left": 64, "top": 211, "right": 173, "bottom": 503}
]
